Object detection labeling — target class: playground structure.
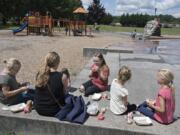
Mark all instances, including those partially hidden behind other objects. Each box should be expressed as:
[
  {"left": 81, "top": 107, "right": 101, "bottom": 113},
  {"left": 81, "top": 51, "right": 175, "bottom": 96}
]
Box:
[
  {"left": 58, "top": 19, "right": 88, "bottom": 36},
  {"left": 13, "top": 12, "right": 54, "bottom": 36},
  {"left": 27, "top": 15, "right": 54, "bottom": 36},
  {"left": 13, "top": 16, "right": 90, "bottom": 36},
  {"left": 13, "top": 8, "right": 91, "bottom": 37}
]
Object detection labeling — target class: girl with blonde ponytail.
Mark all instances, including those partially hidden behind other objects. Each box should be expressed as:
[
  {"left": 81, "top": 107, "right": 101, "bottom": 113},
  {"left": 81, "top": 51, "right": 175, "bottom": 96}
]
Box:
[
  {"left": 34, "top": 52, "right": 65, "bottom": 116},
  {"left": 138, "top": 69, "right": 175, "bottom": 124},
  {"left": 36, "top": 51, "right": 60, "bottom": 87}
]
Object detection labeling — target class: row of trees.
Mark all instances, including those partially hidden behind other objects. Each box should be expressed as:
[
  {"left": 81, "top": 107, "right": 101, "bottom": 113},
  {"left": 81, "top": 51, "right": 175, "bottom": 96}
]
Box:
[
  {"left": 119, "top": 14, "right": 152, "bottom": 27},
  {"left": 0, "top": 0, "right": 113, "bottom": 25},
  {"left": 114, "top": 14, "right": 180, "bottom": 27},
  {"left": 0, "top": 0, "right": 82, "bottom": 24},
  {"left": 0, "top": 0, "right": 179, "bottom": 26},
  {"left": 158, "top": 14, "right": 180, "bottom": 24}
]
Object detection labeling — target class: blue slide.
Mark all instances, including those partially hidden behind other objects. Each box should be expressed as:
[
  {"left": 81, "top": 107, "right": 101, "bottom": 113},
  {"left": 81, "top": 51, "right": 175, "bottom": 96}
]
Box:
[{"left": 12, "top": 23, "right": 28, "bottom": 34}]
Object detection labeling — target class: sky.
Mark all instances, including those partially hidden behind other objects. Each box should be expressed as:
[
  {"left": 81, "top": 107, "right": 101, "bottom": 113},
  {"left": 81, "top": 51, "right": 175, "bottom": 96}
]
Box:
[{"left": 81, "top": 0, "right": 180, "bottom": 18}]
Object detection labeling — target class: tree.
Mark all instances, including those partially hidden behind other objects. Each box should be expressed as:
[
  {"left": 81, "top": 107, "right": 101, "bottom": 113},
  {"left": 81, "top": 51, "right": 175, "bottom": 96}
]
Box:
[
  {"left": 0, "top": 0, "right": 82, "bottom": 25},
  {"left": 0, "top": 0, "right": 14, "bottom": 24},
  {"left": 87, "top": 0, "right": 106, "bottom": 24},
  {"left": 101, "top": 13, "right": 113, "bottom": 24},
  {"left": 118, "top": 13, "right": 180, "bottom": 27},
  {"left": 120, "top": 13, "right": 155, "bottom": 27}
]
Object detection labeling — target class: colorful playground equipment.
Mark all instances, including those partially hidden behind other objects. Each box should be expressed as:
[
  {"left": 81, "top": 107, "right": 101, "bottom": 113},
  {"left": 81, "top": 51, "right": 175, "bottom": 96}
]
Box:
[
  {"left": 28, "top": 15, "right": 54, "bottom": 35},
  {"left": 13, "top": 12, "right": 54, "bottom": 36},
  {"left": 56, "top": 7, "right": 90, "bottom": 36},
  {"left": 72, "top": 7, "right": 88, "bottom": 36},
  {"left": 13, "top": 8, "right": 91, "bottom": 37},
  {"left": 70, "top": 20, "right": 87, "bottom": 36},
  {"left": 58, "top": 19, "right": 87, "bottom": 36},
  {"left": 12, "top": 23, "right": 28, "bottom": 34}
]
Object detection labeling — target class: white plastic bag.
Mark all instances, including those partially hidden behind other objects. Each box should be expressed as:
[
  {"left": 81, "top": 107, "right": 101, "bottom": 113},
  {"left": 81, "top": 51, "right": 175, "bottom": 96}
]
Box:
[
  {"left": 91, "top": 93, "right": 102, "bottom": 101},
  {"left": 10, "top": 103, "right": 26, "bottom": 113},
  {"left": 2, "top": 103, "right": 26, "bottom": 113},
  {"left": 87, "top": 102, "right": 99, "bottom": 116},
  {"left": 133, "top": 116, "right": 153, "bottom": 126}
]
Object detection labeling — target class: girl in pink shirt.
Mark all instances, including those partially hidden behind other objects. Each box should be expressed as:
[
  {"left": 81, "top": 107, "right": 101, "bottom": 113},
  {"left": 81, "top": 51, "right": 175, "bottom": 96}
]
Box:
[{"left": 138, "top": 69, "right": 175, "bottom": 124}]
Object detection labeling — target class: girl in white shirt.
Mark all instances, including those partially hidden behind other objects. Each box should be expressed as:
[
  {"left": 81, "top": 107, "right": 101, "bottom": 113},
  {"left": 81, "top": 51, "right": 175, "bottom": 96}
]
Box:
[{"left": 110, "top": 66, "right": 136, "bottom": 115}]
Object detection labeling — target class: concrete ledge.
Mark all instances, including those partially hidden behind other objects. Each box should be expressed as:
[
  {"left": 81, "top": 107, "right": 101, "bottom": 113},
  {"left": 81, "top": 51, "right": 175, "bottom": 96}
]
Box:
[
  {"left": 0, "top": 112, "right": 155, "bottom": 135},
  {"left": 83, "top": 47, "right": 133, "bottom": 57}
]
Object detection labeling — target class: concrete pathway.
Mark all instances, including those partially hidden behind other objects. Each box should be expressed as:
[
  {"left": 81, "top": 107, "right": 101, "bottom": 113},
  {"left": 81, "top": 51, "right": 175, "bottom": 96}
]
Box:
[{"left": 71, "top": 51, "right": 180, "bottom": 135}]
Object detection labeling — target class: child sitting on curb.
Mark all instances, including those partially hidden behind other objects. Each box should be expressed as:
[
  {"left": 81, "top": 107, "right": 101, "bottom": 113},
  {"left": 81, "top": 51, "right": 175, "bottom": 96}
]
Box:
[
  {"left": 110, "top": 66, "right": 136, "bottom": 115},
  {"left": 79, "top": 53, "right": 109, "bottom": 97},
  {"left": 138, "top": 69, "right": 175, "bottom": 124},
  {"left": 0, "top": 58, "right": 34, "bottom": 113}
]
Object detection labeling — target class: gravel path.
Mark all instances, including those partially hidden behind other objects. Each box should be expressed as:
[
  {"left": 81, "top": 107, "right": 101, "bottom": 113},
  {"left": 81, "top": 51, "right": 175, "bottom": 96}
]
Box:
[{"left": 0, "top": 30, "right": 132, "bottom": 84}]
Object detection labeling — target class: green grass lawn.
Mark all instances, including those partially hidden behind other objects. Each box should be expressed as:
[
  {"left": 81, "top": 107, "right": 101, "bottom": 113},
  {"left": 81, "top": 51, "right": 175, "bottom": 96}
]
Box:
[
  {"left": 0, "top": 24, "right": 19, "bottom": 30},
  {"left": 1, "top": 24, "right": 180, "bottom": 35},
  {"left": 0, "top": 25, "right": 10, "bottom": 29},
  {"left": 97, "top": 25, "right": 180, "bottom": 36}
]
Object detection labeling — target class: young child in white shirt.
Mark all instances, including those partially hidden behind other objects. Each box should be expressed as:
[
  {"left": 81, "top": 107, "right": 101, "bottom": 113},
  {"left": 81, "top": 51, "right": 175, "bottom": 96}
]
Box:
[{"left": 110, "top": 66, "right": 136, "bottom": 115}]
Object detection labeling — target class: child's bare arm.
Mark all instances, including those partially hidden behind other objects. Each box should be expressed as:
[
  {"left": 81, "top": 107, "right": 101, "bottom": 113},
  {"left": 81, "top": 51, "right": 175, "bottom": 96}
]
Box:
[
  {"left": 147, "top": 96, "right": 165, "bottom": 113},
  {"left": 99, "top": 67, "right": 109, "bottom": 81},
  {"left": 89, "top": 65, "right": 99, "bottom": 77},
  {"left": 2, "top": 85, "right": 28, "bottom": 98},
  {"left": 89, "top": 70, "right": 93, "bottom": 77},
  {"left": 122, "top": 96, "right": 128, "bottom": 106},
  {"left": 146, "top": 99, "right": 155, "bottom": 105},
  {"left": 62, "top": 74, "right": 68, "bottom": 90}
]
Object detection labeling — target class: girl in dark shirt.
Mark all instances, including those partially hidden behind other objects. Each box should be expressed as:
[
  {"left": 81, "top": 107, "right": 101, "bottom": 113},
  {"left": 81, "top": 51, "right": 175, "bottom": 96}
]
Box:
[
  {"left": 0, "top": 58, "right": 34, "bottom": 112},
  {"left": 34, "top": 52, "right": 65, "bottom": 116}
]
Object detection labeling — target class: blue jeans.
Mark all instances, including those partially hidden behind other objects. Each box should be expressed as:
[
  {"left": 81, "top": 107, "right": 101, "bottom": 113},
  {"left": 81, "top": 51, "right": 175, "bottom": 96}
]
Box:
[
  {"left": 137, "top": 101, "right": 155, "bottom": 119},
  {"left": 9, "top": 89, "right": 35, "bottom": 105}
]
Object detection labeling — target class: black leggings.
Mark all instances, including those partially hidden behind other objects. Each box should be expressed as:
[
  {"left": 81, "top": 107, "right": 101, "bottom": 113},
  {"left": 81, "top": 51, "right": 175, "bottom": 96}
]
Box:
[
  {"left": 82, "top": 80, "right": 101, "bottom": 97},
  {"left": 121, "top": 103, "right": 137, "bottom": 115}
]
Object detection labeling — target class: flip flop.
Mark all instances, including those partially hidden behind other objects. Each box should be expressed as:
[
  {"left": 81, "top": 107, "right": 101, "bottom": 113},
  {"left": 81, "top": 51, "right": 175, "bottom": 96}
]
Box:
[
  {"left": 23, "top": 102, "right": 33, "bottom": 113},
  {"left": 24, "top": 106, "right": 31, "bottom": 113},
  {"left": 97, "top": 112, "right": 105, "bottom": 120}
]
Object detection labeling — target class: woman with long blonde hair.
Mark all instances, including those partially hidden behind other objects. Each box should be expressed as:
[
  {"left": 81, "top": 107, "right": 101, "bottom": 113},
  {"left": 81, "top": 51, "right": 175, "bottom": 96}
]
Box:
[{"left": 34, "top": 52, "right": 65, "bottom": 116}]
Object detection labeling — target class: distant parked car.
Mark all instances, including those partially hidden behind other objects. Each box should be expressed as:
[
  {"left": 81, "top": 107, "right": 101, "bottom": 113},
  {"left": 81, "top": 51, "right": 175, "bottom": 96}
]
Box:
[
  {"left": 111, "top": 22, "right": 122, "bottom": 26},
  {"left": 161, "top": 23, "right": 173, "bottom": 28}
]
